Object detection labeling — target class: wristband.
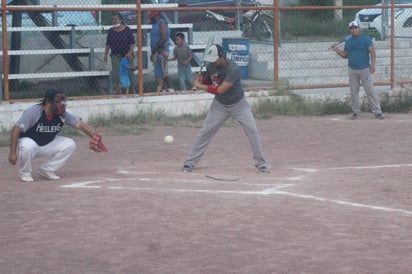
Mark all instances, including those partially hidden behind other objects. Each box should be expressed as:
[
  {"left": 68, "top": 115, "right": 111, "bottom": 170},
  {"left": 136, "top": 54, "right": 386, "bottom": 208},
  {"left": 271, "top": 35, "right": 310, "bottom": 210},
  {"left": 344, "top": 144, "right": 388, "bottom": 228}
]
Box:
[{"left": 207, "top": 85, "right": 219, "bottom": 95}]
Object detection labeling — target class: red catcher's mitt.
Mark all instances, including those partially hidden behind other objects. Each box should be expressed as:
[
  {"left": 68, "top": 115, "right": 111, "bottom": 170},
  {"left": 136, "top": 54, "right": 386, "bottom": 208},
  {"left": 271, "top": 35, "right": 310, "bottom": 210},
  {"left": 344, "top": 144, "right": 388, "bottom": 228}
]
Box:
[{"left": 89, "top": 133, "right": 108, "bottom": 152}]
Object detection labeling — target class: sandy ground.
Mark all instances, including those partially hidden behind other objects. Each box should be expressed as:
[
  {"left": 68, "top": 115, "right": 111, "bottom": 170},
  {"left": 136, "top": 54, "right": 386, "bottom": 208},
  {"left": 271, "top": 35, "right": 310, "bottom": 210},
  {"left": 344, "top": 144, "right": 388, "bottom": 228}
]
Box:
[{"left": 1, "top": 114, "right": 411, "bottom": 273}]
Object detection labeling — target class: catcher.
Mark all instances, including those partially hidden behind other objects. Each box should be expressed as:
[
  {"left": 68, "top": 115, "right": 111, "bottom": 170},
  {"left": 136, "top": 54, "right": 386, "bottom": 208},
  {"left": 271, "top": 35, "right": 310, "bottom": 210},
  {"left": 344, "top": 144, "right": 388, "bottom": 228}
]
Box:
[{"left": 8, "top": 89, "right": 107, "bottom": 183}]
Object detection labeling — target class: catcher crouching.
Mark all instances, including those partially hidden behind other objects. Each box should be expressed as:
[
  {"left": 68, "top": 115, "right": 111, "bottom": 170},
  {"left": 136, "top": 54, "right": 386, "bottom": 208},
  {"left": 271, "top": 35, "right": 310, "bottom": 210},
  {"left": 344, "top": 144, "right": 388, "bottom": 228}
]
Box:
[{"left": 8, "top": 89, "right": 107, "bottom": 183}]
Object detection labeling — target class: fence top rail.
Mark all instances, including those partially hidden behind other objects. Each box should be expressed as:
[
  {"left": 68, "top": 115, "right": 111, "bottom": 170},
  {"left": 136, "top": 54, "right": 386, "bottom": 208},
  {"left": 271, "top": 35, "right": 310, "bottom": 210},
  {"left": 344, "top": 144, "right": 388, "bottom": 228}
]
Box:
[
  {"left": 6, "top": 23, "right": 193, "bottom": 32},
  {"left": 4, "top": 71, "right": 111, "bottom": 80},
  {"left": 1, "top": 43, "right": 206, "bottom": 56},
  {"left": 2, "top": 48, "right": 94, "bottom": 56},
  {"left": 6, "top": 4, "right": 179, "bottom": 9}
]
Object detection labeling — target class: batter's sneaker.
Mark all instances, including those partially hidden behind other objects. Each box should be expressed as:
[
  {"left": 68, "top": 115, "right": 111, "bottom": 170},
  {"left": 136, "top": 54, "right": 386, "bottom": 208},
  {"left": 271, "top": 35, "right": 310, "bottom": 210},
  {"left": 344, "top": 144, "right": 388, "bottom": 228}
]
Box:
[
  {"left": 181, "top": 164, "right": 192, "bottom": 172},
  {"left": 256, "top": 165, "right": 269, "bottom": 173},
  {"left": 375, "top": 113, "right": 384, "bottom": 120},
  {"left": 351, "top": 113, "right": 360, "bottom": 120},
  {"left": 20, "top": 174, "right": 34, "bottom": 183},
  {"left": 39, "top": 169, "right": 61, "bottom": 180}
]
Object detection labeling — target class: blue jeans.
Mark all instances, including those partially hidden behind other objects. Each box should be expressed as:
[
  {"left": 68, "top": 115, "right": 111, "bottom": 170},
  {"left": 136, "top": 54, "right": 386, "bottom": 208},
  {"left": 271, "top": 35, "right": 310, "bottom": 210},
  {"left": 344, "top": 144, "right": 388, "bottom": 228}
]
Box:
[{"left": 178, "top": 65, "right": 194, "bottom": 91}]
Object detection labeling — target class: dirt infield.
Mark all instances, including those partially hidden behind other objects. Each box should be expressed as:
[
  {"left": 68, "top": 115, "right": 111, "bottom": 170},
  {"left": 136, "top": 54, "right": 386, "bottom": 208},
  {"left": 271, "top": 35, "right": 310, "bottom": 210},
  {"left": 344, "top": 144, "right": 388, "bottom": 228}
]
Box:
[{"left": 1, "top": 114, "right": 411, "bottom": 273}]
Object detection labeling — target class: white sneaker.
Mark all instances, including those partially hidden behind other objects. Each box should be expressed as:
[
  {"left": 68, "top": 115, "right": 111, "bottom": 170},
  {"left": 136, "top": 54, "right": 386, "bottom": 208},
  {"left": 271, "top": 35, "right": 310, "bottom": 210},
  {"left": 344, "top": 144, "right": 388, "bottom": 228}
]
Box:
[
  {"left": 167, "top": 88, "right": 175, "bottom": 92},
  {"left": 39, "top": 169, "right": 61, "bottom": 180},
  {"left": 20, "top": 174, "right": 34, "bottom": 183}
]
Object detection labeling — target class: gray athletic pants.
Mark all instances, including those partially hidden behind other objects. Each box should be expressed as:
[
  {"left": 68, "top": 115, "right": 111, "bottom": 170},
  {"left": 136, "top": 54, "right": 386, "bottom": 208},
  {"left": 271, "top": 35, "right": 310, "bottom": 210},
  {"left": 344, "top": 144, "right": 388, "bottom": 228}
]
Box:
[
  {"left": 348, "top": 67, "right": 382, "bottom": 114},
  {"left": 183, "top": 96, "right": 266, "bottom": 168}
]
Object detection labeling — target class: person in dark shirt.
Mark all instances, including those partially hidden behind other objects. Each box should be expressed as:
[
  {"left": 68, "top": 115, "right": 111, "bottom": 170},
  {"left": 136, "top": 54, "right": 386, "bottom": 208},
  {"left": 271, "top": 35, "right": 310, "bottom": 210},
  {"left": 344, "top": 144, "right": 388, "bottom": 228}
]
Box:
[
  {"left": 8, "top": 89, "right": 99, "bottom": 183},
  {"left": 104, "top": 12, "right": 135, "bottom": 94}
]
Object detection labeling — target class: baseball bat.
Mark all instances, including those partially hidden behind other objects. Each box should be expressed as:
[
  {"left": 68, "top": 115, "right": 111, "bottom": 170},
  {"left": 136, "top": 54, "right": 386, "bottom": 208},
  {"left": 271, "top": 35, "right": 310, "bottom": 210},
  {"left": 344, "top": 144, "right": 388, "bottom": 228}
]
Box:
[
  {"left": 330, "top": 35, "right": 351, "bottom": 49},
  {"left": 199, "top": 37, "right": 215, "bottom": 73}
]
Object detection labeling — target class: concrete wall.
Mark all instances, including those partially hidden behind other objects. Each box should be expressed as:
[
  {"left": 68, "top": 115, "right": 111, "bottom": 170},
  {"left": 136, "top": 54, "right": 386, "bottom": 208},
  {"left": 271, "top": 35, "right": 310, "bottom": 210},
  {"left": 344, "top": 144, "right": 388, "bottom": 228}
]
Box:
[{"left": 0, "top": 91, "right": 276, "bottom": 130}]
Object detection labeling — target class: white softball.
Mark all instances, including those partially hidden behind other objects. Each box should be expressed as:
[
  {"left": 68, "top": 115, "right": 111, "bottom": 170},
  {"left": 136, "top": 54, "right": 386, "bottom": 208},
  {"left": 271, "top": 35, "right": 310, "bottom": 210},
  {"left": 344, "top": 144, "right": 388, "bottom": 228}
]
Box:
[{"left": 164, "top": 135, "right": 174, "bottom": 144}]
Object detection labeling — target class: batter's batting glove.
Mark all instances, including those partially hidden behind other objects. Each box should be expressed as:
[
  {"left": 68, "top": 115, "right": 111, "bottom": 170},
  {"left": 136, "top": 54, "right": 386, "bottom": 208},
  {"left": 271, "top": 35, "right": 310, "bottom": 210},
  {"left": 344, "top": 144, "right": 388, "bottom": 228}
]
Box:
[{"left": 89, "top": 133, "right": 108, "bottom": 153}]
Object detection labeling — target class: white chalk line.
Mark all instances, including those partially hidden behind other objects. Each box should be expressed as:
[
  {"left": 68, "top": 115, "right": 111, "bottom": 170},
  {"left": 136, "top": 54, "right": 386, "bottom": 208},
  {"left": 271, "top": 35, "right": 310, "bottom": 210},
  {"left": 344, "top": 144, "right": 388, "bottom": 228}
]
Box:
[
  {"left": 292, "top": 163, "right": 412, "bottom": 173},
  {"left": 60, "top": 163, "right": 412, "bottom": 217},
  {"left": 116, "top": 169, "right": 305, "bottom": 184},
  {"left": 268, "top": 189, "right": 412, "bottom": 216},
  {"left": 61, "top": 177, "right": 295, "bottom": 189},
  {"left": 60, "top": 179, "right": 412, "bottom": 217}
]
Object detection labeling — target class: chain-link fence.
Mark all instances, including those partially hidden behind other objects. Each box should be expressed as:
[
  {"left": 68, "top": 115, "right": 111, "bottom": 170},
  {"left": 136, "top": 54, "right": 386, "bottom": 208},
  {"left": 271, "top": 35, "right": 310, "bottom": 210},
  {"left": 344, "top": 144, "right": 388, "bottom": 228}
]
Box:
[{"left": 1, "top": 0, "right": 411, "bottom": 101}]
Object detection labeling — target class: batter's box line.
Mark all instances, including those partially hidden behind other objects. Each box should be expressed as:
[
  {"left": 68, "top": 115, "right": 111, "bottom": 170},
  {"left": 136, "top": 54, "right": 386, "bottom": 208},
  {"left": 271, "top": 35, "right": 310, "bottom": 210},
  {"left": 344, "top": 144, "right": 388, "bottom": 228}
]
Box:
[
  {"left": 116, "top": 169, "right": 305, "bottom": 183},
  {"left": 291, "top": 163, "right": 412, "bottom": 173},
  {"left": 60, "top": 176, "right": 296, "bottom": 189},
  {"left": 60, "top": 180, "right": 412, "bottom": 217},
  {"left": 268, "top": 189, "right": 412, "bottom": 217},
  {"left": 60, "top": 179, "right": 294, "bottom": 193}
]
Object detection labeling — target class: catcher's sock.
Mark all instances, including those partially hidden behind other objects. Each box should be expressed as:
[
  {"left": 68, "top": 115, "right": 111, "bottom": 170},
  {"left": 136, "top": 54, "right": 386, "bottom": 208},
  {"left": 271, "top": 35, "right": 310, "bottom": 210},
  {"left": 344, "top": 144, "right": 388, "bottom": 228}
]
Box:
[{"left": 39, "top": 169, "right": 61, "bottom": 180}]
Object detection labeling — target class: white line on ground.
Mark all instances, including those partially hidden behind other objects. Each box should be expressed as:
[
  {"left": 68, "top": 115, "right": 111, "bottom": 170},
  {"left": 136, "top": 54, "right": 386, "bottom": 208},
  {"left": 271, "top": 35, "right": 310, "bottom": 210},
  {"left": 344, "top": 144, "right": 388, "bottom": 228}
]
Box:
[
  {"left": 291, "top": 163, "right": 412, "bottom": 172},
  {"left": 266, "top": 189, "right": 412, "bottom": 216},
  {"left": 59, "top": 178, "right": 412, "bottom": 217},
  {"left": 324, "top": 163, "right": 412, "bottom": 170}
]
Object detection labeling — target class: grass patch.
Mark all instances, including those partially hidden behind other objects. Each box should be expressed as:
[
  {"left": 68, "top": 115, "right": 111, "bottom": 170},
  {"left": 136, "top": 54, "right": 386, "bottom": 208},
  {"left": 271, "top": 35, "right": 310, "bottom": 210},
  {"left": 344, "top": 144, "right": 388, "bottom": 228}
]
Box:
[
  {"left": 380, "top": 90, "right": 412, "bottom": 113},
  {"left": 252, "top": 90, "right": 352, "bottom": 119}
]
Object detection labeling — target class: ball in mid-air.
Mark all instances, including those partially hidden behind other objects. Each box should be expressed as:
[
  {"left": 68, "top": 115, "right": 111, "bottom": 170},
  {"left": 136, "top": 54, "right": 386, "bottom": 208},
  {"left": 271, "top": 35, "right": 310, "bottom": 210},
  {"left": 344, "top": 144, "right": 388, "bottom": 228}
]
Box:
[{"left": 164, "top": 135, "right": 174, "bottom": 144}]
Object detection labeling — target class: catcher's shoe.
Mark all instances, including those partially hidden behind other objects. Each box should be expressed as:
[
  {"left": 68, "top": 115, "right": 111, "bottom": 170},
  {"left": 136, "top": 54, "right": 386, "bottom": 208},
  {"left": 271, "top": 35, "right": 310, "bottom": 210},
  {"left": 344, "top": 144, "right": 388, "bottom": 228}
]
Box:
[
  {"left": 39, "top": 169, "right": 61, "bottom": 180},
  {"left": 20, "top": 173, "right": 34, "bottom": 183}
]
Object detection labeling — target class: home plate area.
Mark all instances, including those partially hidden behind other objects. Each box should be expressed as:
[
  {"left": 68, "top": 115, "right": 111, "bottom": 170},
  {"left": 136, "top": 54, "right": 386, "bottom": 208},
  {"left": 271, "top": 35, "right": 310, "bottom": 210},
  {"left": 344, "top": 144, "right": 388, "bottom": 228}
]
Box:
[
  {"left": 60, "top": 164, "right": 412, "bottom": 217},
  {"left": 60, "top": 168, "right": 299, "bottom": 194}
]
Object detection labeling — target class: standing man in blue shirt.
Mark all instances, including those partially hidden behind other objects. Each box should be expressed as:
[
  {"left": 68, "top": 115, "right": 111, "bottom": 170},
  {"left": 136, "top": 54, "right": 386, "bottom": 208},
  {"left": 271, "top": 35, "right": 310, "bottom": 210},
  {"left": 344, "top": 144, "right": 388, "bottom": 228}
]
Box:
[{"left": 332, "top": 20, "right": 384, "bottom": 120}]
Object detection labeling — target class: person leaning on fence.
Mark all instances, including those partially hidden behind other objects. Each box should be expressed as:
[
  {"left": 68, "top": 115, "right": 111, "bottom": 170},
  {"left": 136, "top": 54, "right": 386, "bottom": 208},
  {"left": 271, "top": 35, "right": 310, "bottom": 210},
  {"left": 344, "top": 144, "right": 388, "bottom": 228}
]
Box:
[
  {"left": 331, "top": 20, "right": 384, "bottom": 120},
  {"left": 104, "top": 12, "right": 136, "bottom": 94},
  {"left": 168, "top": 32, "right": 195, "bottom": 92},
  {"left": 8, "top": 89, "right": 101, "bottom": 183},
  {"left": 181, "top": 44, "right": 269, "bottom": 174}
]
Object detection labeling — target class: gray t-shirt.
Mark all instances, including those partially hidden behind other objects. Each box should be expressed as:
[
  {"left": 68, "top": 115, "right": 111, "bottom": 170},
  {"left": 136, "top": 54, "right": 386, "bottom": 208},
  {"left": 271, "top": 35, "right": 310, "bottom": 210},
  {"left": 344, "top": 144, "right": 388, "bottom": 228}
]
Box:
[
  {"left": 206, "top": 60, "right": 244, "bottom": 105},
  {"left": 173, "top": 42, "right": 192, "bottom": 68}
]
